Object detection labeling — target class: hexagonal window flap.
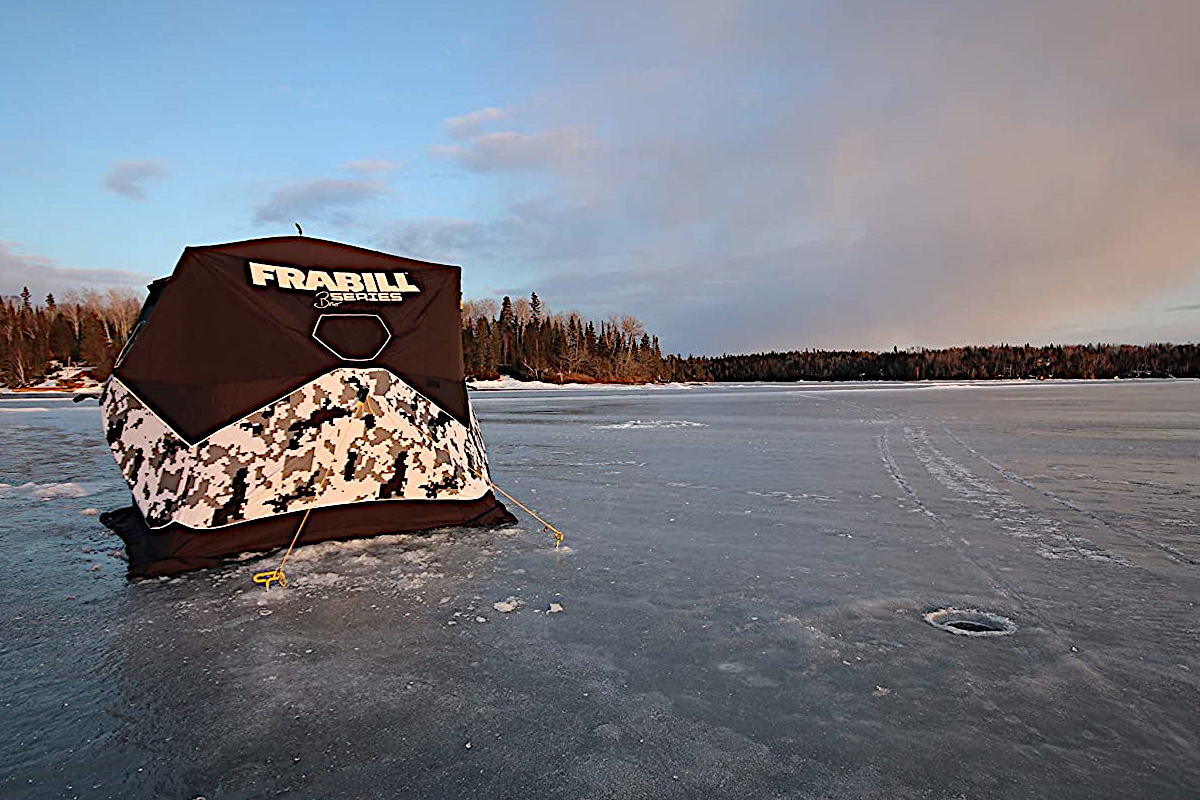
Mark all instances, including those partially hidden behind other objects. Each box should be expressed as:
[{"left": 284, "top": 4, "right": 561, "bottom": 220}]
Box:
[{"left": 311, "top": 313, "right": 392, "bottom": 361}]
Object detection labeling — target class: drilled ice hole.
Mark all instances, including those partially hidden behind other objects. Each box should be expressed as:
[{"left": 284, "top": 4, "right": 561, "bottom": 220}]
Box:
[{"left": 924, "top": 607, "right": 1016, "bottom": 637}]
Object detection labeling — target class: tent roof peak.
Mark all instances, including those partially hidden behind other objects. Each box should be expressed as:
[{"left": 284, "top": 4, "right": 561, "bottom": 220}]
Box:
[{"left": 186, "top": 235, "right": 460, "bottom": 272}]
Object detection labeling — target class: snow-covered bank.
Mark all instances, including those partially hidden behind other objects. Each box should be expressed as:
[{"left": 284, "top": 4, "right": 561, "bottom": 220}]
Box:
[
  {"left": 0, "top": 362, "right": 102, "bottom": 394},
  {"left": 467, "top": 375, "right": 1196, "bottom": 393}
]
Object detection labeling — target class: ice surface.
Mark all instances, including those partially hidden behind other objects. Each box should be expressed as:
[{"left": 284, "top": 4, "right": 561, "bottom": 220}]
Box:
[{"left": 2, "top": 380, "right": 1199, "bottom": 799}]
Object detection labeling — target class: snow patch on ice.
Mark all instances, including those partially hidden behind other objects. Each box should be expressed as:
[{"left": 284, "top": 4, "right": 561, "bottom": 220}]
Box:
[
  {"left": 469, "top": 378, "right": 694, "bottom": 391},
  {"left": 596, "top": 420, "right": 708, "bottom": 429},
  {"left": 747, "top": 489, "right": 837, "bottom": 504},
  {"left": 284, "top": 532, "right": 447, "bottom": 564},
  {"left": 470, "top": 378, "right": 598, "bottom": 391},
  {"left": 493, "top": 596, "right": 522, "bottom": 613},
  {"left": 0, "top": 481, "right": 97, "bottom": 500}
]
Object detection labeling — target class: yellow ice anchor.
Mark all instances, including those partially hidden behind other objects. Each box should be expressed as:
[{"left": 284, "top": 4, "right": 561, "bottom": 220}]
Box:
[
  {"left": 252, "top": 394, "right": 567, "bottom": 590},
  {"left": 486, "top": 481, "right": 565, "bottom": 549},
  {"left": 253, "top": 401, "right": 365, "bottom": 591},
  {"left": 253, "top": 569, "right": 287, "bottom": 590}
]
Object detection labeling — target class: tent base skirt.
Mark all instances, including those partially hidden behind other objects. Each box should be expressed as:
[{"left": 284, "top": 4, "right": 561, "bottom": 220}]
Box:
[{"left": 101, "top": 494, "right": 518, "bottom": 579}]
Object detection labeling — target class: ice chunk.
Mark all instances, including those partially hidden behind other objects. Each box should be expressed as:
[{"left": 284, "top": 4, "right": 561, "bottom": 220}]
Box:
[{"left": 493, "top": 596, "right": 521, "bottom": 613}]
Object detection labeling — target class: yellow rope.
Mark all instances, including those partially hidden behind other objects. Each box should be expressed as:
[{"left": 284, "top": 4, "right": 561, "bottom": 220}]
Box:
[
  {"left": 363, "top": 395, "right": 564, "bottom": 548},
  {"left": 252, "top": 391, "right": 566, "bottom": 590},
  {"left": 253, "top": 400, "right": 365, "bottom": 590},
  {"left": 252, "top": 505, "right": 314, "bottom": 589},
  {"left": 486, "top": 481, "right": 565, "bottom": 547}
]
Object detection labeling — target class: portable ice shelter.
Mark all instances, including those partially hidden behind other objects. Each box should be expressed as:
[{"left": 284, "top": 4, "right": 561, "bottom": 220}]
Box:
[{"left": 100, "top": 236, "right": 515, "bottom": 577}]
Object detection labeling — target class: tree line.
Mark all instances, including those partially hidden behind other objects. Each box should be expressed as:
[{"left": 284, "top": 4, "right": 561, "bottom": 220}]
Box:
[
  {"left": 461, "top": 294, "right": 668, "bottom": 382},
  {"left": 4, "top": 285, "right": 1196, "bottom": 387},
  {"left": 1, "top": 287, "right": 141, "bottom": 387},
  {"left": 1, "top": 286, "right": 677, "bottom": 387},
  {"left": 670, "top": 343, "right": 1200, "bottom": 381}
]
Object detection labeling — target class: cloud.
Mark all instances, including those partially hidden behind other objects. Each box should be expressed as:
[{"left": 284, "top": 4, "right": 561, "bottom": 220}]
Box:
[
  {"left": 0, "top": 240, "right": 149, "bottom": 298},
  {"left": 343, "top": 159, "right": 403, "bottom": 175},
  {"left": 443, "top": 107, "right": 508, "bottom": 139},
  {"left": 253, "top": 178, "right": 391, "bottom": 225},
  {"left": 101, "top": 159, "right": 169, "bottom": 200},
  {"left": 430, "top": 128, "right": 595, "bottom": 173},
  {"left": 374, "top": 218, "right": 500, "bottom": 264},
  {"left": 494, "top": 1, "right": 1200, "bottom": 352},
  {"left": 1167, "top": 303, "right": 1200, "bottom": 312},
  {"left": 369, "top": 194, "right": 611, "bottom": 271}
]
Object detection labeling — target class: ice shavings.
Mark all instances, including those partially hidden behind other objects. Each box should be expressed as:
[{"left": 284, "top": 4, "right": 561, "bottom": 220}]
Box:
[
  {"left": 493, "top": 596, "right": 522, "bottom": 613},
  {"left": 746, "top": 489, "right": 837, "bottom": 504}
]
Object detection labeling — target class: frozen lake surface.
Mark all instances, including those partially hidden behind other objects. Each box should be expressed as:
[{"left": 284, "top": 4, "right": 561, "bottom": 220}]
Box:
[{"left": 3, "top": 381, "right": 1199, "bottom": 799}]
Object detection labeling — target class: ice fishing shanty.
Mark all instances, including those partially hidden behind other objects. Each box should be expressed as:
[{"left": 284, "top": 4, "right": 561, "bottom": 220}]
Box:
[{"left": 100, "top": 236, "right": 520, "bottom": 578}]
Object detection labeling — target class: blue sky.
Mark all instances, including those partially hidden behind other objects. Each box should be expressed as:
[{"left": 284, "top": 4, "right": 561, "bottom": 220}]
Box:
[
  {"left": 1, "top": 3, "right": 531, "bottom": 284},
  {"left": 3, "top": 2, "right": 1198, "bottom": 353}
]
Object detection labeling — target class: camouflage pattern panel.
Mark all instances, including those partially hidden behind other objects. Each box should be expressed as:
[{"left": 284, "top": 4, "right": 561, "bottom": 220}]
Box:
[{"left": 101, "top": 367, "right": 491, "bottom": 531}]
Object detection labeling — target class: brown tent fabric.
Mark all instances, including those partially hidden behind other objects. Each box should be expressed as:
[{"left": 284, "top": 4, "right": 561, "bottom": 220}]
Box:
[
  {"left": 102, "top": 495, "right": 515, "bottom": 578},
  {"left": 101, "top": 236, "right": 514, "bottom": 577},
  {"left": 116, "top": 237, "right": 470, "bottom": 442}
]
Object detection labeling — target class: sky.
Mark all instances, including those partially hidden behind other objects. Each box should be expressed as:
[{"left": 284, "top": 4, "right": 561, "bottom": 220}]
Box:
[{"left": 2, "top": 1, "right": 1198, "bottom": 354}]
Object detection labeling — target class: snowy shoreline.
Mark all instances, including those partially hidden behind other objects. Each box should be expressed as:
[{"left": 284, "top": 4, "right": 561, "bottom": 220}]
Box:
[
  {"left": 0, "top": 362, "right": 102, "bottom": 395},
  {"left": 466, "top": 376, "right": 1196, "bottom": 391},
  {"left": 4, "top": 375, "right": 1191, "bottom": 396}
]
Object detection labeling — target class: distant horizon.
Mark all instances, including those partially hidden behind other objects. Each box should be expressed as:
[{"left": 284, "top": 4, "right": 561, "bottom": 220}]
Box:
[{"left": 2, "top": 281, "right": 1194, "bottom": 358}]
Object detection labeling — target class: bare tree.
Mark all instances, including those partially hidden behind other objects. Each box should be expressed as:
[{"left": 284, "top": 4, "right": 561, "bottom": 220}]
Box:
[
  {"left": 513, "top": 296, "right": 533, "bottom": 325},
  {"left": 105, "top": 288, "right": 142, "bottom": 343},
  {"left": 80, "top": 289, "right": 112, "bottom": 343},
  {"left": 563, "top": 312, "right": 586, "bottom": 374},
  {"left": 461, "top": 298, "right": 498, "bottom": 328},
  {"left": 60, "top": 290, "right": 84, "bottom": 337}
]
